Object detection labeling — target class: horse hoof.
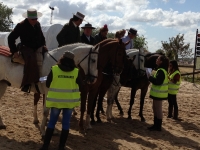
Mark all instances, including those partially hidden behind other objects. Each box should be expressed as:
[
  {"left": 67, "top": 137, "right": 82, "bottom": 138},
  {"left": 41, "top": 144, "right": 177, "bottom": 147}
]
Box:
[
  {"left": 41, "top": 135, "right": 45, "bottom": 141},
  {"left": 90, "top": 120, "right": 96, "bottom": 125},
  {"left": 0, "top": 125, "right": 6, "bottom": 129},
  {"left": 33, "top": 120, "right": 39, "bottom": 124}
]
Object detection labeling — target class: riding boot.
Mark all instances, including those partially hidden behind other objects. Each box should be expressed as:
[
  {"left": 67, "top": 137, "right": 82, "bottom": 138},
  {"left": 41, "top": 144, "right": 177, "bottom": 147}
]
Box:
[
  {"left": 167, "top": 106, "right": 173, "bottom": 118},
  {"left": 39, "top": 128, "right": 54, "bottom": 150},
  {"left": 156, "top": 119, "right": 162, "bottom": 131},
  {"left": 173, "top": 108, "right": 178, "bottom": 120},
  {"left": 58, "top": 129, "right": 69, "bottom": 150},
  {"left": 147, "top": 116, "right": 157, "bottom": 130}
]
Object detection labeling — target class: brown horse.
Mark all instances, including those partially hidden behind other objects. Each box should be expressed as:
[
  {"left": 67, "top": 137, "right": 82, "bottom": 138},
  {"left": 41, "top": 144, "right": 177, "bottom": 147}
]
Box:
[
  {"left": 92, "top": 52, "right": 162, "bottom": 123},
  {"left": 79, "top": 39, "right": 127, "bottom": 130}
]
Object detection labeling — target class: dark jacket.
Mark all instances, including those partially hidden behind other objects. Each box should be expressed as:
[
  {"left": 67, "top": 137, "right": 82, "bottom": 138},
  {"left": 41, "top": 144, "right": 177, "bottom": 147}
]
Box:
[
  {"left": 56, "top": 19, "right": 80, "bottom": 47},
  {"left": 149, "top": 68, "right": 167, "bottom": 100},
  {"left": 94, "top": 33, "right": 107, "bottom": 45},
  {"left": 46, "top": 64, "right": 82, "bottom": 88},
  {"left": 8, "top": 18, "right": 45, "bottom": 54},
  {"left": 80, "top": 33, "right": 95, "bottom": 45}
]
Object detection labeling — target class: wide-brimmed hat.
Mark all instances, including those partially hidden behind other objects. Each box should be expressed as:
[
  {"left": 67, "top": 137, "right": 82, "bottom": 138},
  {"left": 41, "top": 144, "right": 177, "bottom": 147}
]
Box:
[
  {"left": 81, "top": 23, "right": 95, "bottom": 29},
  {"left": 73, "top": 11, "right": 85, "bottom": 20},
  {"left": 127, "top": 28, "right": 138, "bottom": 36},
  {"left": 22, "top": 8, "right": 42, "bottom": 19}
]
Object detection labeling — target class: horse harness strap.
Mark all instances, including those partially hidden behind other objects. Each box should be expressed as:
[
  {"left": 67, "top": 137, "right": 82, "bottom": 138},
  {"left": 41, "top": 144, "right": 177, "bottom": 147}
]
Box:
[{"left": 47, "top": 52, "right": 58, "bottom": 62}]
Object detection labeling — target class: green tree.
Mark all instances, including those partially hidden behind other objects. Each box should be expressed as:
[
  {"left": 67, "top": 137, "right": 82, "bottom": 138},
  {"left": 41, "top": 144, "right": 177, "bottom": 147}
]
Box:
[
  {"left": 155, "top": 49, "right": 165, "bottom": 54},
  {"left": 0, "top": 2, "right": 13, "bottom": 31},
  {"left": 161, "top": 34, "right": 193, "bottom": 61},
  {"left": 133, "top": 35, "right": 148, "bottom": 52}
]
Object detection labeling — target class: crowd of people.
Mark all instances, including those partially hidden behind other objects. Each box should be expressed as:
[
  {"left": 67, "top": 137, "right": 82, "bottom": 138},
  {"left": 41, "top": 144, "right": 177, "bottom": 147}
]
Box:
[{"left": 7, "top": 8, "right": 181, "bottom": 150}]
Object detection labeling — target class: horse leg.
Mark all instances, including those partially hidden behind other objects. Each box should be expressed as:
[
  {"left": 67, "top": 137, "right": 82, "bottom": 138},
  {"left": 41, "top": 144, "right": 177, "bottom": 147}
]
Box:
[
  {"left": 139, "top": 86, "right": 148, "bottom": 122},
  {"left": 90, "top": 93, "right": 98, "bottom": 125},
  {"left": 114, "top": 87, "right": 123, "bottom": 115},
  {"left": 40, "top": 100, "right": 50, "bottom": 138},
  {"left": 128, "top": 87, "right": 136, "bottom": 119},
  {"left": 33, "top": 93, "right": 40, "bottom": 124},
  {"left": 79, "top": 90, "right": 87, "bottom": 131},
  {"left": 0, "top": 81, "right": 8, "bottom": 129}
]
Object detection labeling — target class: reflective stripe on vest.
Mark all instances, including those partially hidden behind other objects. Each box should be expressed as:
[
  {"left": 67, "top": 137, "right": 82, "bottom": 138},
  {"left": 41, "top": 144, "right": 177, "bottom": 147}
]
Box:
[
  {"left": 46, "top": 65, "right": 80, "bottom": 109},
  {"left": 168, "top": 70, "right": 181, "bottom": 95},
  {"left": 150, "top": 68, "right": 168, "bottom": 99}
]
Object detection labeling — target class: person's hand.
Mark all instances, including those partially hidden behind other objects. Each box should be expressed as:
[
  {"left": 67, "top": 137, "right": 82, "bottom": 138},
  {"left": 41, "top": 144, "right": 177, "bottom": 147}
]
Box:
[{"left": 13, "top": 52, "right": 19, "bottom": 58}]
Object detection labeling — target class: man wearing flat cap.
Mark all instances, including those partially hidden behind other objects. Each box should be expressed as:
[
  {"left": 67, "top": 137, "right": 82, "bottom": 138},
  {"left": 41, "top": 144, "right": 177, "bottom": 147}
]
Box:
[
  {"left": 80, "top": 23, "right": 96, "bottom": 45},
  {"left": 57, "top": 12, "right": 85, "bottom": 47},
  {"left": 122, "top": 28, "right": 138, "bottom": 50},
  {"left": 8, "top": 8, "right": 46, "bottom": 92}
]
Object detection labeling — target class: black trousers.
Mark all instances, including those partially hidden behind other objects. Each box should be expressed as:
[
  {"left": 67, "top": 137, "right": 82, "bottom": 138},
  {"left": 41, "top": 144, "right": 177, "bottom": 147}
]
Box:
[{"left": 168, "top": 94, "right": 178, "bottom": 109}]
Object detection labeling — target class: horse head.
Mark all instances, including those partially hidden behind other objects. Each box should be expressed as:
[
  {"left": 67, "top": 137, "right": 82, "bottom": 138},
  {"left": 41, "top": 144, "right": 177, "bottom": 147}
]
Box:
[
  {"left": 96, "top": 39, "right": 126, "bottom": 75},
  {"left": 144, "top": 52, "right": 164, "bottom": 70}
]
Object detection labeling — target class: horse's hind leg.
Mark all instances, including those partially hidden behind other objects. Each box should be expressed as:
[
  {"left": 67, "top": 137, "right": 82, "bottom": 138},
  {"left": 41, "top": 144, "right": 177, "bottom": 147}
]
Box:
[
  {"left": 33, "top": 93, "right": 40, "bottom": 124},
  {"left": 0, "top": 81, "right": 8, "bottom": 129},
  {"left": 40, "top": 104, "right": 50, "bottom": 138}
]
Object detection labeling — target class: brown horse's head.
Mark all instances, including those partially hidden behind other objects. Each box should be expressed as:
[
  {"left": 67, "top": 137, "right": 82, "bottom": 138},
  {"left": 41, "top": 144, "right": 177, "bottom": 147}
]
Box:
[
  {"left": 144, "top": 52, "right": 164, "bottom": 70},
  {"left": 97, "top": 38, "right": 126, "bottom": 75}
]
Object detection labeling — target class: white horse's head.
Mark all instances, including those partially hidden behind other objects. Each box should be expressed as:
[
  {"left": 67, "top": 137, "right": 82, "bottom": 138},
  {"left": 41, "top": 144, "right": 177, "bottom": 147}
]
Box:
[
  {"left": 74, "top": 45, "right": 99, "bottom": 84},
  {"left": 126, "top": 49, "right": 145, "bottom": 73}
]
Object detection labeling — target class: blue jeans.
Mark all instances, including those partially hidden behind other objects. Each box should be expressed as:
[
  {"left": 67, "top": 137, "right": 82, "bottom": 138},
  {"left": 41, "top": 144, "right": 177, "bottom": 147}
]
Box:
[{"left": 47, "top": 107, "right": 73, "bottom": 130}]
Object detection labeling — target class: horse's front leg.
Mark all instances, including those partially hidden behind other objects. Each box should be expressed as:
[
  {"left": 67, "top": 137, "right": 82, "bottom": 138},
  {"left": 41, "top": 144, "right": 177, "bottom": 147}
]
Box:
[
  {"left": 33, "top": 93, "right": 41, "bottom": 124},
  {"left": 128, "top": 87, "right": 136, "bottom": 119},
  {"left": 0, "top": 81, "right": 8, "bottom": 129},
  {"left": 139, "top": 87, "right": 148, "bottom": 122},
  {"left": 79, "top": 90, "right": 87, "bottom": 131}
]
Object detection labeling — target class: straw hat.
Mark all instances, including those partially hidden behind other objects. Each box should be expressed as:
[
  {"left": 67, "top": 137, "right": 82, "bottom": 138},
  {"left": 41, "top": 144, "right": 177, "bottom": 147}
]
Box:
[{"left": 22, "top": 8, "right": 42, "bottom": 19}]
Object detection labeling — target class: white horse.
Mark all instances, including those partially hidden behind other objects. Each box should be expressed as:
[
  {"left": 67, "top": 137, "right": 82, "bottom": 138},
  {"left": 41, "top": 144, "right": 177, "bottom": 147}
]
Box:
[
  {"left": 106, "top": 49, "right": 146, "bottom": 119},
  {"left": 0, "top": 43, "right": 99, "bottom": 129}
]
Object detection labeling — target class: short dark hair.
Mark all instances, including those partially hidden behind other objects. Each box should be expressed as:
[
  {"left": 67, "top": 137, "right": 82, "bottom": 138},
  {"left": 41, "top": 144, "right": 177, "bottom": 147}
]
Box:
[
  {"left": 57, "top": 56, "right": 76, "bottom": 70},
  {"left": 158, "top": 55, "right": 169, "bottom": 71},
  {"left": 170, "top": 60, "right": 179, "bottom": 71}
]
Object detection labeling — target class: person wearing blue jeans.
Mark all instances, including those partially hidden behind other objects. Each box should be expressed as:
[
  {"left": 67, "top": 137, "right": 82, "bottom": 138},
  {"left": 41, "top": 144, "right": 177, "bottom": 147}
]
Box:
[{"left": 40, "top": 51, "right": 81, "bottom": 150}]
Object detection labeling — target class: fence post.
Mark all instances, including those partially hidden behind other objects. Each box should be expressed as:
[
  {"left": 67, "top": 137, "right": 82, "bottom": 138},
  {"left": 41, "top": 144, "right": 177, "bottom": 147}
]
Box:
[{"left": 193, "top": 29, "right": 198, "bottom": 83}]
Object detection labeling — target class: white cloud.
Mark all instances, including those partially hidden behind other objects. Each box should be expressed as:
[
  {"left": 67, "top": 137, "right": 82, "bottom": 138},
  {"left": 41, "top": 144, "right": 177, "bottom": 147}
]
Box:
[
  {"left": 177, "top": 0, "right": 186, "bottom": 4},
  {"left": 162, "top": 0, "right": 169, "bottom": 3}
]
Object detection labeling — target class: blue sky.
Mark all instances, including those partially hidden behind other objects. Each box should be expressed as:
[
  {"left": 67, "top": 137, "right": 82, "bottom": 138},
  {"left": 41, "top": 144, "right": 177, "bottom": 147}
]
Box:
[{"left": 1, "top": 0, "right": 200, "bottom": 52}]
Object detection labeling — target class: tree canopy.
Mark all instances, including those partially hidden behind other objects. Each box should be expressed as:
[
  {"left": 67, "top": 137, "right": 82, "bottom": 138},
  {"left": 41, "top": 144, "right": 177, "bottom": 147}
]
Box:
[
  {"left": 0, "top": 2, "right": 13, "bottom": 32},
  {"left": 133, "top": 35, "right": 148, "bottom": 52},
  {"left": 161, "top": 34, "right": 193, "bottom": 61}
]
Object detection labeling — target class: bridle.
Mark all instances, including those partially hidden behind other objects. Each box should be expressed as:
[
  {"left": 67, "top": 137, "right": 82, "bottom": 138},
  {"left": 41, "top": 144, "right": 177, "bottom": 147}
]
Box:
[
  {"left": 77, "top": 47, "right": 99, "bottom": 80},
  {"left": 48, "top": 47, "right": 99, "bottom": 80}
]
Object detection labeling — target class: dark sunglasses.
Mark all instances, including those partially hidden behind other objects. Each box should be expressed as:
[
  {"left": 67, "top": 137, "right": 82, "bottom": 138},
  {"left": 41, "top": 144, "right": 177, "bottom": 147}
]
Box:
[{"left": 31, "top": 18, "right": 38, "bottom": 20}]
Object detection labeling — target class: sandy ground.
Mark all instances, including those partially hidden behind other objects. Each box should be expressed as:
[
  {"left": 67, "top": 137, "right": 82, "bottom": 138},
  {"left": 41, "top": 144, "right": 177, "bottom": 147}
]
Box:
[{"left": 0, "top": 81, "right": 200, "bottom": 150}]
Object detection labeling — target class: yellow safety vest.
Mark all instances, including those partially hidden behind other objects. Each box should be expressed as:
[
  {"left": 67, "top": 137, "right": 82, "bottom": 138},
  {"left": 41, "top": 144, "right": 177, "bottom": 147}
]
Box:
[
  {"left": 150, "top": 68, "right": 168, "bottom": 99},
  {"left": 46, "top": 65, "right": 80, "bottom": 109},
  {"left": 168, "top": 70, "right": 181, "bottom": 95}
]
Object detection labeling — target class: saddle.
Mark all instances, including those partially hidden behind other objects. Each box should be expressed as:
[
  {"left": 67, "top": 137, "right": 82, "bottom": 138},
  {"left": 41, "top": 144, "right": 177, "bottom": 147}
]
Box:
[{"left": 0, "top": 45, "right": 25, "bottom": 65}]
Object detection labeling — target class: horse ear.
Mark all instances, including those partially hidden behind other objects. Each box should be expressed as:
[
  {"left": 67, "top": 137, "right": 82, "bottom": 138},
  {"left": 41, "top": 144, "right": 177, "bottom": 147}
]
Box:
[{"left": 125, "top": 40, "right": 130, "bottom": 46}]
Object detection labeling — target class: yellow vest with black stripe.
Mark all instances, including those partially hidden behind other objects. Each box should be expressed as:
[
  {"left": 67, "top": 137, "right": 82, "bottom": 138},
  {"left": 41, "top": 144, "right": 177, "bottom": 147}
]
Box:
[
  {"left": 46, "top": 65, "right": 80, "bottom": 109},
  {"left": 150, "top": 68, "right": 168, "bottom": 99},
  {"left": 168, "top": 70, "right": 181, "bottom": 95}
]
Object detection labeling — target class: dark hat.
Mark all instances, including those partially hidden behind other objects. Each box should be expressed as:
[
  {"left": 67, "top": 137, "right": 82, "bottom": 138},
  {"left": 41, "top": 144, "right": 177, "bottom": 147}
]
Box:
[
  {"left": 73, "top": 11, "right": 85, "bottom": 20},
  {"left": 127, "top": 28, "right": 138, "bottom": 35},
  {"left": 63, "top": 51, "right": 74, "bottom": 59},
  {"left": 81, "top": 23, "right": 95, "bottom": 29}
]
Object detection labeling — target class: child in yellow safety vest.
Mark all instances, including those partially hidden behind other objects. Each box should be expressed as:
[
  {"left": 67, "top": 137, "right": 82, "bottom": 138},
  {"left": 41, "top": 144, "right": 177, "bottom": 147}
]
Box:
[
  {"left": 40, "top": 51, "right": 81, "bottom": 150},
  {"left": 168, "top": 60, "right": 181, "bottom": 120},
  {"left": 148, "top": 55, "right": 169, "bottom": 131}
]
